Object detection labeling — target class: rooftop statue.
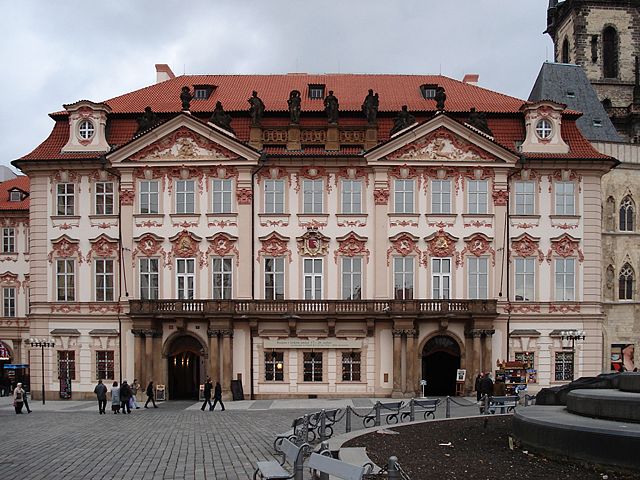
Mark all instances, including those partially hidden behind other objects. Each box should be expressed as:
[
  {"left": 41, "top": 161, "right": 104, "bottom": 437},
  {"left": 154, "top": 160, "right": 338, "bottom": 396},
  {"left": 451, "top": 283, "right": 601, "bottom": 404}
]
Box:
[
  {"left": 324, "top": 90, "right": 339, "bottom": 124},
  {"left": 136, "top": 106, "right": 160, "bottom": 134},
  {"left": 467, "top": 107, "right": 493, "bottom": 136},
  {"left": 180, "top": 86, "right": 193, "bottom": 111},
  {"left": 210, "top": 101, "right": 235, "bottom": 135},
  {"left": 288, "top": 90, "right": 302, "bottom": 125},
  {"left": 362, "top": 89, "right": 379, "bottom": 125},
  {"left": 248, "top": 91, "right": 266, "bottom": 127},
  {"left": 390, "top": 105, "right": 416, "bottom": 136},
  {"left": 435, "top": 86, "right": 447, "bottom": 111}
]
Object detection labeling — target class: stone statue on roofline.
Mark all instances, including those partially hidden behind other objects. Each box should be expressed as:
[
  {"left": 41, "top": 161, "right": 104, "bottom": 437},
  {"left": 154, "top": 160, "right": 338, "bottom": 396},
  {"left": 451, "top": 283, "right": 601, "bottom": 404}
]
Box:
[
  {"left": 362, "top": 89, "right": 379, "bottom": 125},
  {"left": 324, "top": 90, "right": 339, "bottom": 124},
  {"left": 180, "top": 86, "right": 193, "bottom": 111},
  {"left": 435, "top": 86, "right": 446, "bottom": 111},
  {"left": 136, "top": 106, "right": 160, "bottom": 134},
  {"left": 248, "top": 91, "right": 266, "bottom": 127},
  {"left": 288, "top": 90, "right": 301, "bottom": 125},
  {"left": 467, "top": 107, "right": 493, "bottom": 136},
  {"left": 210, "top": 101, "right": 235, "bottom": 135},
  {"left": 390, "top": 105, "right": 416, "bottom": 136}
]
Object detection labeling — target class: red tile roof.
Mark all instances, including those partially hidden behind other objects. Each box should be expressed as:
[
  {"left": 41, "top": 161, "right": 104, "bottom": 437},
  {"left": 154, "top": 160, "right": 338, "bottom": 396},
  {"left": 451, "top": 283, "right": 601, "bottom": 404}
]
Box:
[{"left": 0, "top": 176, "right": 30, "bottom": 210}]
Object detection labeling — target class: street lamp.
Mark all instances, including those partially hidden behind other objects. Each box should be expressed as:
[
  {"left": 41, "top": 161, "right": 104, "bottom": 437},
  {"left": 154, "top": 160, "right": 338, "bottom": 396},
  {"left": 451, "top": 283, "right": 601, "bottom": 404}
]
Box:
[
  {"left": 560, "top": 329, "right": 586, "bottom": 381},
  {"left": 29, "top": 338, "right": 55, "bottom": 405}
]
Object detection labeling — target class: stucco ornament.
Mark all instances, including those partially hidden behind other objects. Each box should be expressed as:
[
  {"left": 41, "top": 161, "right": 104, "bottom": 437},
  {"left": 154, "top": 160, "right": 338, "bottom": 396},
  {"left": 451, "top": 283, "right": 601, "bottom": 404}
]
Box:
[
  {"left": 131, "top": 127, "right": 234, "bottom": 161},
  {"left": 297, "top": 229, "right": 329, "bottom": 257},
  {"left": 86, "top": 235, "right": 119, "bottom": 262},
  {"left": 207, "top": 233, "right": 239, "bottom": 266},
  {"left": 386, "top": 233, "right": 421, "bottom": 265},
  {"left": 334, "top": 232, "right": 370, "bottom": 263},
  {"left": 546, "top": 234, "right": 584, "bottom": 263},
  {"left": 389, "top": 128, "right": 493, "bottom": 161},
  {"left": 48, "top": 236, "right": 83, "bottom": 263},
  {"left": 511, "top": 235, "right": 545, "bottom": 263},
  {"left": 257, "top": 232, "right": 291, "bottom": 262},
  {"left": 461, "top": 234, "right": 496, "bottom": 266},
  {"left": 131, "top": 234, "right": 166, "bottom": 267}
]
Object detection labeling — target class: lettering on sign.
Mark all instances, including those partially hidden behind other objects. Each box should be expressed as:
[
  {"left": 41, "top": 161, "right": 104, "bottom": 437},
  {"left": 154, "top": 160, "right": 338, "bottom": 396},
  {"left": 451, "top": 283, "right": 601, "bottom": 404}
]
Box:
[{"left": 263, "top": 338, "right": 362, "bottom": 349}]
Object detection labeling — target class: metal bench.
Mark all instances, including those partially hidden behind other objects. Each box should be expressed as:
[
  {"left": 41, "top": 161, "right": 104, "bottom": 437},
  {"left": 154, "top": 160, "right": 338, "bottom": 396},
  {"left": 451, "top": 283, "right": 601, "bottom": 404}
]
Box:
[
  {"left": 255, "top": 438, "right": 309, "bottom": 480},
  {"left": 485, "top": 395, "right": 519, "bottom": 414},
  {"left": 400, "top": 398, "right": 439, "bottom": 421},
  {"left": 363, "top": 401, "right": 405, "bottom": 427},
  {"left": 308, "top": 453, "right": 371, "bottom": 480},
  {"left": 308, "top": 408, "right": 341, "bottom": 439},
  {"left": 274, "top": 416, "right": 313, "bottom": 452}
]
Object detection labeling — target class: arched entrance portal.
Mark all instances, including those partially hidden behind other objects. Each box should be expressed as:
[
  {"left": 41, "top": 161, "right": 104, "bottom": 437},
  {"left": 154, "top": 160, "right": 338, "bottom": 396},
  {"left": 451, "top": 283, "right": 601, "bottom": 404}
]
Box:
[
  {"left": 166, "top": 335, "right": 204, "bottom": 400},
  {"left": 422, "top": 335, "right": 461, "bottom": 396}
]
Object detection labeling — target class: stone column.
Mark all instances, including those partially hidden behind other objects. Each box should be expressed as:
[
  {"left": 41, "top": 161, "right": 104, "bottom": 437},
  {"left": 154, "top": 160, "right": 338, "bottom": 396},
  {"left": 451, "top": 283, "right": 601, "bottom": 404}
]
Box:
[
  {"left": 134, "top": 332, "right": 145, "bottom": 386},
  {"left": 326, "top": 125, "right": 339, "bottom": 151},
  {"left": 145, "top": 332, "right": 154, "bottom": 384},
  {"left": 405, "top": 330, "right": 416, "bottom": 396},
  {"left": 472, "top": 330, "right": 482, "bottom": 375},
  {"left": 483, "top": 330, "right": 495, "bottom": 373},
  {"left": 222, "top": 330, "right": 233, "bottom": 398},
  {"left": 208, "top": 330, "right": 220, "bottom": 382},
  {"left": 392, "top": 330, "right": 402, "bottom": 397},
  {"left": 152, "top": 333, "right": 163, "bottom": 386}
]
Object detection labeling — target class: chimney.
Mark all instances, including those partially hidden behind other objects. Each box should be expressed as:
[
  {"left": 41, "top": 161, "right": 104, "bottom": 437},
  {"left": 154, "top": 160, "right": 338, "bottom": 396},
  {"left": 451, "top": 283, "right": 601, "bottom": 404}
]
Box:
[
  {"left": 462, "top": 74, "right": 479, "bottom": 86},
  {"left": 155, "top": 64, "right": 176, "bottom": 84}
]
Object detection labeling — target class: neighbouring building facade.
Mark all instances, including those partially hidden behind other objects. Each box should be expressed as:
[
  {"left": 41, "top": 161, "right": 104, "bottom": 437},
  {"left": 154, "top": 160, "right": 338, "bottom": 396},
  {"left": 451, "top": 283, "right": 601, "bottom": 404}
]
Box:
[{"left": 9, "top": 66, "right": 616, "bottom": 400}]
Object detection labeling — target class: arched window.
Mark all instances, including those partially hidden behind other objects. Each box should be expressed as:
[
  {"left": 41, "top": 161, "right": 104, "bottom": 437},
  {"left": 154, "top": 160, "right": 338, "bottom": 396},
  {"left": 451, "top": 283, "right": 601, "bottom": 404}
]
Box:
[
  {"left": 620, "top": 196, "right": 634, "bottom": 231},
  {"left": 562, "top": 38, "right": 570, "bottom": 64},
  {"left": 603, "top": 27, "right": 618, "bottom": 78},
  {"left": 619, "top": 263, "right": 634, "bottom": 300}
]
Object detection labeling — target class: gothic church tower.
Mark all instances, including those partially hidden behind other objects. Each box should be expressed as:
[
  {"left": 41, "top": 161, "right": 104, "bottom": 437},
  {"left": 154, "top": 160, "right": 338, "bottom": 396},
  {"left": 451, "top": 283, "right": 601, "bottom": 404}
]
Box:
[{"left": 546, "top": 0, "right": 640, "bottom": 141}]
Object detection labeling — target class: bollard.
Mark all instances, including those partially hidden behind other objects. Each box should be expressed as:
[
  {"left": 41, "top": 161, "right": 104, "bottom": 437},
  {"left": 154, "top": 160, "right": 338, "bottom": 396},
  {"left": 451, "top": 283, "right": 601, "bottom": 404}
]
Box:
[
  {"left": 303, "top": 414, "right": 310, "bottom": 442},
  {"left": 375, "top": 401, "right": 381, "bottom": 427},
  {"left": 346, "top": 406, "right": 352, "bottom": 433},
  {"left": 409, "top": 398, "right": 415, "bottom": 422},
  {"left": 524, "top": 394, "right": 529, "bottom": 407},
  {"left": 387, "top": 456, "right": 400, "bottom": 480},
  {"left": 445, "top": 396, "right": 451, "bottom": 418},
  {"left": 320, "top": 409, "right": 327, "bottom": 441},
  {"left": 483, "top": 394, "right": 490, "bottom": 415}
]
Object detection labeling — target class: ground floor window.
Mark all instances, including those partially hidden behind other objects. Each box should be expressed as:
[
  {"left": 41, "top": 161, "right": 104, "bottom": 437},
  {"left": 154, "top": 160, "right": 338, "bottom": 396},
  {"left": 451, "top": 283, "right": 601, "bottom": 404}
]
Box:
[
  {"left": 514, "top": 351, "right": 535, "bottom": 370},
  {"left": 264, "top": 351, "right": 284, "bottom": 381},
  {"left": 96, "top": 350, "right": 114, "bottom": 380},
  {"left": 303, "top": 352, "right": 323, "bottom": 382},
  {"left": 554, "top": 351, "right": 573, "bottom": 381},
  {"left": 341, "top": 352, "right": 361, "bottom": 381},
  {"left": 58, "top": 350, "right": 76, "bottom": 380}
]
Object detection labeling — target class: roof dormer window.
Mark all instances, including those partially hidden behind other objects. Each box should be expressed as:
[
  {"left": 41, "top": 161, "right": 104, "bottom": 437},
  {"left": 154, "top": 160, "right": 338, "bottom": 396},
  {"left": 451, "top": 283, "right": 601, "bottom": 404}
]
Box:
[
  {"left": 535, "top": 119, "right": 552, "bottom": 139},
  {"left": 78, "top": 120, "right": 95, "bottom": 140},
  {"left": 308, "top": 85, "right": 325, "bottom": 99},
  {"left": 193, "top": 85, "right": 215, "bottom": 100},
  {"left": 520, "top": 100, "right": 569, "bottom": 154},
  {"left": 420, "top": 84, "right": 437, "bottom": 99},
  {"left": 9, "top": 190, "right": 22, "bottom": 202}
]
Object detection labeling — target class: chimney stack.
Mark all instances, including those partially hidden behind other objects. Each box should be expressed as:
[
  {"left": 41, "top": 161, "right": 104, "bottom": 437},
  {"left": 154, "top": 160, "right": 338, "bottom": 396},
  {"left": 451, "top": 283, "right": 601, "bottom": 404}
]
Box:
[
  {"left": 155, "top": 64, "right": 176, "bottom": 84},
  {"left": 462, "top": 74, "right": 479, "bottom": 86}
]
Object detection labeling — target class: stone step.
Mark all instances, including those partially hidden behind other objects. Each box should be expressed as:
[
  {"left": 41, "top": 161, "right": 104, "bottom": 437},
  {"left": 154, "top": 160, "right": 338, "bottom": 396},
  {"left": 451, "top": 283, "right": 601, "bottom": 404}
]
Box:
[
  {"left": 567, "top": 388, "right": 640, "bottom": 422},
  {"left": 618, "top": 372, "right": 640, "bottom": 393}
]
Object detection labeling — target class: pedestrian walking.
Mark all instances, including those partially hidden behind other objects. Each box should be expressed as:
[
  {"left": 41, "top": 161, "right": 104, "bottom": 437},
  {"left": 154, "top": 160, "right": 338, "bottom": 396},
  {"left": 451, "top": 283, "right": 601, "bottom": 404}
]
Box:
[
  {"left": 111, "top": 381, "right": 121, "bottom": 414},
  {"left": 131, "top": 379, "right": 141, "bottom": 409},
  {"left": 13, "top": 382, "right": 25, "bottom": 414},
  {"left": 201, "top": 378, "right": 213, "bottom": 411},
  {"left": 144, "top": 380, "right": 158, "bottom": 408},
  {"left": 22, "top": 387, "right": 32, "bottom": 413},
  {"left": 211, "top": 381, "right": 225, "bottom": 411},
  {"left": 120, "top": 380, "right": 132, "bottom": 414},
  {"left": 94, "top": 379, "right": 107, "bottom": 414}
]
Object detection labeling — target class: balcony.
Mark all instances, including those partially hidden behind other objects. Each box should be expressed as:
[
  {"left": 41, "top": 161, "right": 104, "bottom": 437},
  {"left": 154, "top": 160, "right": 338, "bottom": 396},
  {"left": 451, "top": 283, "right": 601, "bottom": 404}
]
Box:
[{"left": 129, "top": 299, "right": 497, "bottom": 319}]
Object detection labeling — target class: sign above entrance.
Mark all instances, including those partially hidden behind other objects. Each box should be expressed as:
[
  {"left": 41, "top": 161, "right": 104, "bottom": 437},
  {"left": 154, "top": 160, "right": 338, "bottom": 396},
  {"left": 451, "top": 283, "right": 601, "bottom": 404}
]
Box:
[{"left": 263, "top": 338, "right": 362, "bottom": 349}]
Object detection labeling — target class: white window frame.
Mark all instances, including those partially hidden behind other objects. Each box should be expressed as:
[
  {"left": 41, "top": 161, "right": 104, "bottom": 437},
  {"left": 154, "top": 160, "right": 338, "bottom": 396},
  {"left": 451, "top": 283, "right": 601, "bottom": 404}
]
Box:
[
  {"left": 2, "top": 287, "right": 16, "bottom": 317},
  {"left": 303, "top": 352, "right": 323, "bottom": 382},
  {"left": 176, "top": 258, "right": 195, "bottom": 299},
  {"left": 264, "top": 352, "right": 284, "bottom": 381},
  {"left": 2, "top": 228, "right": 15, "bottom": 253},
  {"left": 431, "top": 258, "right": 451, "bottom": 299},
  {"left": 78, "top": 120, "right": 95, "bottom": 139},
  {"left": 394, "top": 179, "right": 415, "bottom": 214},
  {"left": 264, "top": 256, "right": 285, "bottom": 300},
  {"left": 303, "top": 258, "right": 323, "bottom": 300},
  {"left": 139, "top": 257, "right": 159, "bottom": 300},
  {"left": 56, "top": 183, "right": 75, "bottom": 216},
  {"left": 56, "top": 259, "right": 75, "bottom": 302},
  {"left": 303, "top": 179, "right": 323, "bottom": 214},
  {"left": 555, "top": 181, "right": 575, "bottom": 215},
  {"left": 341, "top": 179, "right": 362, "bottom": 214},
  {"left": 431, "top": 179, "right": 451, "bottom": 214},
  {"left": 264, "top": 179, "right": 284, "bottom": 214},
  {"left": 467, "top": 180, "right": 488, "bottom": 214},
  {"left": 212, "top": 178, "right": 233, "bottom": 214},
  {"left": 514, "top": 257, "right": 535, "bottom": 301},
  {"left": 139, "top": 180, "right": 159, "bottom": 214},
  {"left": 212, "top": 256, "right": 233, "bottom": 300},
  {"left": 341, "top": 257, "right": 362, "bottom": 300},
  {"left": 95, "top": 258, "right": 114, "bottom": 302},
  {"left": 554, "top": 351, "right": 574, "bottom": 381},
  {"left": 555, "top": 257, "right": 575, "bottom": 301},
  {"left": 9, "top": 191, "right": 22, "bottom": 202},
  {"left": 535, "top": 119, "right": 552, "bottom": 139},
  {"left": 341, "top": 352, "right": 361, "bottom": 382},
  {"left": 95, "top": 182, "right": 114, "bottom": 215},
  {"left": 175, "top": 180, "right": 195, "bottom": 214},
  {"left": 393, "top": 256, "right": 414, "bottom": 300},
  {"left": 467, "top": 257, "right": 488, "bottom": 299},
  {"left": 514, "top": 181, "right": 535, "bottom": 215}
]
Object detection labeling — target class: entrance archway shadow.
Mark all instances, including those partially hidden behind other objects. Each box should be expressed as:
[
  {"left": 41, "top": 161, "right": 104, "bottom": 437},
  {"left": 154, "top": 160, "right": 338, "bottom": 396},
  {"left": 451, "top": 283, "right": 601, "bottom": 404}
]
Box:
[
  {"left": 422, "top": 335, "right": 461, "bottom": 396},
  {"left": 165, "top": 334, "right": 205, "bottom": 400}
]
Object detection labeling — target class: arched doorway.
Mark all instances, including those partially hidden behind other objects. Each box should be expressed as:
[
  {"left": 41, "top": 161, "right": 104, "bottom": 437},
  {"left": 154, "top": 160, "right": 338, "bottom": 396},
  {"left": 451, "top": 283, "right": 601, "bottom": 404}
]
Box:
[
  {"left": 421, "top": 335, "right": 461, "bottom": 396},
  {"left": 166, "top": 335, "right": 204, "bottom": 400}
]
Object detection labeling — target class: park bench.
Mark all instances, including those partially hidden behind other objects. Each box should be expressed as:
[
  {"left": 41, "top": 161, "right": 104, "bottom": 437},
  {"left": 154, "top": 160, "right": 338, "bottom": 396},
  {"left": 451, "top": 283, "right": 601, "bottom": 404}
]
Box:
[
  {"left": 308, "top": 408, "right": 341, "bottom": 439},
  {"left": 363, "top": 401, "right": 405, "bottom": 427},
  {"left": 400, "top": 398, "right": 439, "bottom": 421},
  {"left": 308, "top": 453, "right": 372, "bottom": 480},
  {"left": 255, "top": 438, "right": 309, "bottom": 480},
  {"left": 482, "top": 395, "right": 519, "bottom": 414},
  {"left": 274, "top": 416, "right": 313, "bottom": 452}
]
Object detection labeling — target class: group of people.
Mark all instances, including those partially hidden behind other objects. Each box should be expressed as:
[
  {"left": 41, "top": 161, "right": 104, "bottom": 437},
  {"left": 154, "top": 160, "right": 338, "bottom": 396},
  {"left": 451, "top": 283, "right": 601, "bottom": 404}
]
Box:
[
  {"left": 93, "top": 379, "right": 158, "bottom": 414},
  {"left": 474, "top": 372, "right": 507, "bottom": 401},
  {"left": 200, "top": 378, "right": 225, "bottom": 412}
]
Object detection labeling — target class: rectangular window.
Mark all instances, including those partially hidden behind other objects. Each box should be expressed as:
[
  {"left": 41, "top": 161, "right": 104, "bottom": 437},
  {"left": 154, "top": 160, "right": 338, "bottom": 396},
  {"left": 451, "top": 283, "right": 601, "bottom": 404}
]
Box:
[
  {"left": 303, "top": 258, "right": 323, "bottom": 300},
  {"left": 264, "top": 179, "right": 284, "bottom": 214},
  {"left": 555, "top": 351, "right": 574, "bottom": 381},
  {"left": 467, "top": 180, "right": 488, "bottom": 214},
  {"left": 9, "top": 191, "right": 22, "bottom": 202},
  {"left": 96, "top": 351, "right": 114, "bottom": 380},
  {"left": 176, "top": 258, "right": 195, "bottom": 299},
  {"left": 555, "top": 258, "right": 575, "bottom": 301},
  {"left": 341, "top": 179, "right": 362, "bottom": 214},
  {"left": 56, "top": 259, "right": 75, "bottom": 301},
  {"left": 431, "top": 258, "right": 451, "bottom": 299},
  {"left": 175, "top": 180, "right": 195, "bottom": 214},
  {"left": 58, "top": 350, "right": 76, "bottom": 380},
  {"left": 555, "top": 181, "right": 575, "bottom": 215},
  {"left": 341, "top": 352, "right": 361, "bottom": 381},
  {"left": 139, "top": 180, "right": 159, "bottom": 214},
  {"left": 303, "top": 352, "right": 323, "bottom": 382},
  {"left": 264, "top": 352, "right": 284, "bottom": 381},
  {"left": 2, "top": 228, "right": 15, "bottom": 253},
  {"left": 56, "top": 183, "right": 75, "bottom": 216},
  {"left": 95, "top": 182, "right": 114, "bottom": 215},
  {"left": 212, "top": 178, "right": 233, "bottom": 214},
  {"left": 468, "top": 257, "right": 488, "bottom": 299},
  {"left": 3, "top": 287, "right": 16, "bottom": 317},
  {"left": 514, "top": 181, "right": 535, "bottom": 215},
  {"left": 264, "top": 257, "right": 285, "bottom": 300},
  {"left": 431, "top": 180, "right": 451, "bottom": 214},
  {"left": 341, "top": 257, "right": 362, "bottom": 300},
  {"left": 303, "top": 179, "right": 323, "bottom": 214},
  {"left": 394, "top": 257, "right": 414, "bottom": 300},
  {"left": 515, "top": 352, "right": 535, "bottom": 370},
  {"left": 95, "top": 259, "right": 114, "bottom": 302},
  {"left": 514, "top": 258, "right": 535, "bottom": 301},
  {"left": 394, "top": 179, "right": 414, "bottom": 214},
  {"left": 212, "top": 257, "right": 232, "bottom": 299},
  {"left": 309, "top": 85, "right": 325, "bottom": 99},
  {"left": 139, "top": 258, "right": 159, "bottom": 300}
]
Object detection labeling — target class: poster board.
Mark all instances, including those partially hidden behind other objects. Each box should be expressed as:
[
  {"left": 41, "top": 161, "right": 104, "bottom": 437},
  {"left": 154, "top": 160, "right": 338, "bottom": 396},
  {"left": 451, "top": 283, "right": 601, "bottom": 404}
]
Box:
[
  {"left": 456, "top": 369, "right": 466, "bottom": 382},
  {"left": 155, "top": 384, "right": 166, "bottom": 401}
]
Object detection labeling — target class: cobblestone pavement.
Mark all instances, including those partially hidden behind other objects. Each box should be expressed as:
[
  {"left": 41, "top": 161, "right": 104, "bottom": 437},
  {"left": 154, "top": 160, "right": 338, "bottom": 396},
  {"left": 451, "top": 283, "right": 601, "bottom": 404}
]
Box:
[{"left": 0, "top": 396, "right": 485, "bottom": 479}]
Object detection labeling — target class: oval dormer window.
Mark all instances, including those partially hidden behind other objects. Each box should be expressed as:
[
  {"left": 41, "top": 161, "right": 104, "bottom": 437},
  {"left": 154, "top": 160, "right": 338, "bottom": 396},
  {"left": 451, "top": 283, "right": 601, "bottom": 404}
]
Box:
[
  {"left": 535, "top": 119, "right": 552, "bottom": 139},
  {"left": 78, "top": 120, "right": 95, "bottom": 140}
]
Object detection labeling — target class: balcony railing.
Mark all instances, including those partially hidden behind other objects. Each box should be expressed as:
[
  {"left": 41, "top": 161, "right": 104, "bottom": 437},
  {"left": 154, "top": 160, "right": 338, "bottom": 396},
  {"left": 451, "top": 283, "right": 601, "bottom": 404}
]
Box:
[{"left": 129, "top": 299, "right": 497, "bottom": 317}]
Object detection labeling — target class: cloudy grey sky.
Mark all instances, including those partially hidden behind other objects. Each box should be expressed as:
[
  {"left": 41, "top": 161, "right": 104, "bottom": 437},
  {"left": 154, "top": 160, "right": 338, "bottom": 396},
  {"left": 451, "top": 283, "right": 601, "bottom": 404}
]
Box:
[{"left": 0, "top": 0, "right": 552, "bottom": 172}]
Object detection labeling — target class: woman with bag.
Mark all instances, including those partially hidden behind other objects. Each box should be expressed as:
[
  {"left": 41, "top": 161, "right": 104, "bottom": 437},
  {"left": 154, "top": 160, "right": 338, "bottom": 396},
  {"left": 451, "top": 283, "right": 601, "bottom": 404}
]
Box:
[{"left": 13, "top": 382, "right": 25, "bottom": 414}]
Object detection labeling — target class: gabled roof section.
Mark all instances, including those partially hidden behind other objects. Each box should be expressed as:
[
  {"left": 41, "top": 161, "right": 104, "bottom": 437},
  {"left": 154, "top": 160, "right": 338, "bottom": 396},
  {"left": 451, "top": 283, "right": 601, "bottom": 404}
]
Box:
[{"left": 0, "top": 176, "right": 29, "bottom": 211}]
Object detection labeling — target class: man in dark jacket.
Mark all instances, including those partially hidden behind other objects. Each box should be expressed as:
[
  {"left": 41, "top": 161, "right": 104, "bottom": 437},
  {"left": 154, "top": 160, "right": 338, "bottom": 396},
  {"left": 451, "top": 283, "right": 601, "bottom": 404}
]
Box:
[
  {"left": 480, "top": 373, "right": 494, "bottom": 399},
  {"left": 211, "top": 381, "right": 225, "bottom": 411},
  {"left": 144, "top": 380, "right": 158, "bottom": 408},
  {"left": 201, "top": 378, "right": 213, "bottom": 411},
  {"left": 120, "top": 380, "right": 132, "bottom": 414},
  {"left": 94, "top": 379, "right": 108, "bottom": 414},
  {"left": 474, "top": 373, "right": 483, "bottom": 402}
]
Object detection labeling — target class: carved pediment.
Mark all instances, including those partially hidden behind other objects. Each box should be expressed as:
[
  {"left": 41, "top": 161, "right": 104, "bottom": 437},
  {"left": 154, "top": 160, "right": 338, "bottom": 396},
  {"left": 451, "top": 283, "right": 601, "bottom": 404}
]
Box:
[
  {"left": 388, "top": 127, "right": 494, "bottom": 161},
  {"left": 130, "top": 127, "right": 236, "bottom": 161}
]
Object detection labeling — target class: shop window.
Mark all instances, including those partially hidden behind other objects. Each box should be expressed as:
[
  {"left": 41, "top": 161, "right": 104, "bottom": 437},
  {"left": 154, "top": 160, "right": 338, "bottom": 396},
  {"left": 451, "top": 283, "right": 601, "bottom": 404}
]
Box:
[
  {"left": 554, "top": 351, "right": 573, "bottom": 381},
  {"left": 96, "top": 351, "right": 114, "bottom": 380},
  {"left": 265, "top": 352, "right": 284, "bottom": 381},
  {"left": 58, "top": 350, "right": 76, "bottom": 380},
  {"left": 303, "top": 352, "right": 323, "bottom": 382},
  {"left": 341, "top": 352, "right": 361, "bottom": 382},
  {"left": 515, "top": 351, "right": 535, "bottom": 370}
]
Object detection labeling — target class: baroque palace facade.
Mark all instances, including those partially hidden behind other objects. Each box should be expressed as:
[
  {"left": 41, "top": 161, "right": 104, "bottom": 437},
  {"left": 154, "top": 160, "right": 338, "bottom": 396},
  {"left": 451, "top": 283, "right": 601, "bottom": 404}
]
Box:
[{"left": 4, "top": 67, "right": 616, "bottom": 400}]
